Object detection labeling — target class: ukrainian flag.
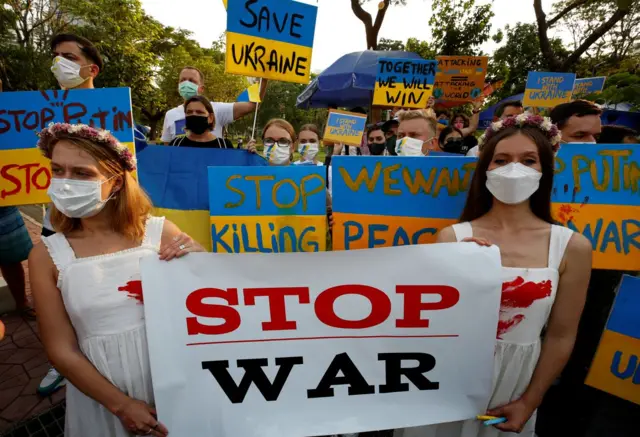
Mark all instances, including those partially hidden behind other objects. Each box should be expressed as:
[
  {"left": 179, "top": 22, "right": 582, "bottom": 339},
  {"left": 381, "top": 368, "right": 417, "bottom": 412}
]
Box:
[
  {"left": 137, "top": 146, "right": 267, "bottom": 250},
  {"left": 236, "top": 83, "right": 262, "bottom": 103}
]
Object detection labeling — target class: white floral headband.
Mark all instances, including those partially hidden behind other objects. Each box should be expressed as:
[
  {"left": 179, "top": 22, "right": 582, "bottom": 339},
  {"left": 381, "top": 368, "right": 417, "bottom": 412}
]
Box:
[
  {"left": 478, "top": 114, "right": 562, "bottom": 153},
  {"left": 37, "top": 123, "right": 137, "bottom": 171}
]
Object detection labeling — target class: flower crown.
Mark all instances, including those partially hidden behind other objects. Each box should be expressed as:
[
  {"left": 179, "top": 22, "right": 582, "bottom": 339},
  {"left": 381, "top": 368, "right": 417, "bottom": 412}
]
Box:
[
  {"left": 37, "top": 123, "right": 137, "bottom": 171},
  {"left": 479, "top": 114, "right": 562, "bottom": 153}
]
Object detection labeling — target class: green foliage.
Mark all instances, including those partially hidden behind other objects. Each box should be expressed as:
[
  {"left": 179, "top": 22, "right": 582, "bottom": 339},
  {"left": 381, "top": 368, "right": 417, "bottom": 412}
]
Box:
[
  {"left": 377, "top": 38, "right": 405, "bottom": 51},
  {"left": 589, "top": 72, "right": 640, "bottom": 110},
  {"left": 487, "top": 23, "right": 569, "bottom": 103},
  {"left": 429, "top": 0, "right": 494, "bottom": 56},
  {"left": 405, "top": 38, "right": 436, "bottom": 59}
]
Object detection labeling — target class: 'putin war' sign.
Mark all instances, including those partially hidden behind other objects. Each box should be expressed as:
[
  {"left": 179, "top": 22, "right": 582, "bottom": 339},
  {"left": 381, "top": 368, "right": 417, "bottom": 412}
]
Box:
[{"left": 226, "top": 0, "right": 318, "bottom": 84}]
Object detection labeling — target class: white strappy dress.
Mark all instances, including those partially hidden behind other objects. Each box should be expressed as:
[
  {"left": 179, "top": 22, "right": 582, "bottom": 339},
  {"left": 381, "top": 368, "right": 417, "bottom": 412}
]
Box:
[
  {"left": 394, "top": 222, "right": 574, "bottom": 437},
  {"left": 42, "top": 216, "right": 165, "bottom": 437}
]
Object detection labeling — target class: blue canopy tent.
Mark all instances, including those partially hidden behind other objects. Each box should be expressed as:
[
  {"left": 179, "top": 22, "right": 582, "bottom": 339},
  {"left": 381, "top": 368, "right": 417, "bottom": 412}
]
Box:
[{"left": 296, "top": 50, "right": 423, "bottom": 109}]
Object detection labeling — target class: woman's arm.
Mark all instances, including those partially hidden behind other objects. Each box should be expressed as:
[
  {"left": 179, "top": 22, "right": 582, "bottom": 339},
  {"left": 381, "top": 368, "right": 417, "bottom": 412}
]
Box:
[
  {"left": 159, "top": 219, "right": 206, "bottom": 260},
  {"left": 29, "top": 244, "right": 167, "bottom": 436},
  {"left": 489, "top": 233, "right": 592, "bottom": 432},
  {"left": 460, "top": 101, "right": 483, "bottom": 136}
]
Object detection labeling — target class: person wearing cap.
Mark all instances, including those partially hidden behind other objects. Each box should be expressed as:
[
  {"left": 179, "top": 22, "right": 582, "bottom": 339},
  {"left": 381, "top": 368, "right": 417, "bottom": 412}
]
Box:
[{"left": 382, "top": 118, "right": 400, "bottom": 155}]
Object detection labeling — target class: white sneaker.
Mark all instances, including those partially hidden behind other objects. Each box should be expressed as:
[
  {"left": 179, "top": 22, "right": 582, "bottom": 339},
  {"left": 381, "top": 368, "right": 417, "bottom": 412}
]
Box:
[{"left": 37, "top": 366, "right": 66, "bottom": 396}]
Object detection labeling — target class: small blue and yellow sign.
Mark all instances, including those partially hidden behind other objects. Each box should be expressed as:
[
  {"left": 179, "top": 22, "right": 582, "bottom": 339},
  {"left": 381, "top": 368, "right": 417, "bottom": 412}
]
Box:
[
  {"left": 323, "top": 109, "right": 367, "bottom": 147},
  {"left": 523, "top": 71, "right": 576, "bottom": 108}
]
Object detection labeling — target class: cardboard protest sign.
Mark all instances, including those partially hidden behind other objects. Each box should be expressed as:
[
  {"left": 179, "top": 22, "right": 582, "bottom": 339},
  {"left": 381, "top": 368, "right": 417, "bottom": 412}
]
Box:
[
  {"left": 208, "top": 166, "right": 326, "bottom": 253},
  {"left": 586, "top": 275, "right": 640, "bottom": 405},
  {"left": 331, "top": 144, "right": 640, "bottom": 271},
  {"left": 523, "top": 72, "right": 576, "bottom": 108},
  {"left": 323, "top": 109, "right": 367, "bottom": 146},
  {"left": 0, "top": 88, "right": 134, "bottom": 206},
  {"left": 331, "top": 156, "right": 477, "bottom": 251},
  {"left": 551, "top": 143, "right": 640, "bottom": 271},
  {"left": 433, "top": 56, "right": 488, "bottom": 102},
  {"left": 137, "top": 146, "right": 268, "bottom": 251},
  {"left": 573, "top": 77, "right": 606, "bottom": 97},
  {"left": 141, "top": 243, "right": 502, "bottom": 436},
  {"left": 226, "top": 0, "right": 318, "bottom": 84},
  {"left": 372, "top": 58, "right": 437, "bottom": 108}
]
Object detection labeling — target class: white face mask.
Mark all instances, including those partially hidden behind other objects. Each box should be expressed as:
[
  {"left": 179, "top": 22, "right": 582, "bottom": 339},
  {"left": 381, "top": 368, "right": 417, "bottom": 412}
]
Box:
[
  {"left": 264, "top": 145, "right": 290, "bottom": 165},
  {"left": 486, "top": 163, "right": 542, "bottom": 205},
  {"left": 396, "top": 137, "right": 428, "bottom": 156},
  {"left": 47, "top": 177, "right": 116, "bottom": 219},
  {"left": 298, "top": 142, "right": 319, "bottom": 161},
  {"left": 51, "top": 56, "right": 90, "bottom": 89}
]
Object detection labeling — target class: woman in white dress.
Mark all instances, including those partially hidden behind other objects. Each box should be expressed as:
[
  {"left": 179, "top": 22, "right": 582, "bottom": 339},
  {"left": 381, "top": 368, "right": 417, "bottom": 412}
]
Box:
[
  {"left": 395, "top": 115, "right": 593, "bottom": 437},
  {"left": 29, "top": 123, "right": 204, "bottom": 436}
]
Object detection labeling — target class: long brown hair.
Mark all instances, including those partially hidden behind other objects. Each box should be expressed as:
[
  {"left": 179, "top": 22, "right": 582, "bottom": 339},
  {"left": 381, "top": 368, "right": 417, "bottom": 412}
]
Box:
[
  {"left": 459, "top": 126, "right": 555, "bottom": 224},
  {"left": 50, "top": 135, "right": 152, "bottom": 242},
  {"left": 299, "top": 124, "right": 321, "bottom": 139}
]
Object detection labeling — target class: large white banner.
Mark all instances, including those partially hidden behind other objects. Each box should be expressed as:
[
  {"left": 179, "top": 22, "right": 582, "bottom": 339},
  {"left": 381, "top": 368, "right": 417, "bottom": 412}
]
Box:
[{"left": 141, "top": 244, "right": 502, "bottom": 437}]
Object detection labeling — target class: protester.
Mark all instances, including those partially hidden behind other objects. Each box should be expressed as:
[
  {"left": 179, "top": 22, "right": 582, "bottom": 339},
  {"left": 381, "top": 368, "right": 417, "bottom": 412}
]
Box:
[
  {"left": 396, "top": 115, "right": 592, "bottom": 437},
  {"left": 255, "top": 118, "right": 296, "bottom": 166},
  {"left": 366, "top": 122, "right": 387, "bottom": 156},
  {"left": 382, "top": 118, "right": 399, "bottom": 156},
  {"left": 161, "top": 68, "right": 267, "bottom": 143},
  {"left": 395, "top": 109, "right": 438, "bottom": 156},
  {"left": 597, "top": 125, "right": 639, "bottom": 144},
  {"left": 29, "top": 123, "right": 204, "bottom": 436},
  {"left": 437, "top": 126, "right": 471, "bottom": 154},
  {"left": 37, "top": 32, "right": 106, "bottom": 396},
  {"left": 550, "top": 100, "right": 602, "bottom": 143},
  {"left": 467, "top": 99, "right": 524, "bottom": 157},
  {"left": 435, "top": 108, "right": 451, "bottom": 125},
  {"left": 168, "top": 96, "right": 234, "bottom": 149},
  {"left": 0, "top": 207, "right": 34, "bottom": 318},
  {"left": 294, "top": 124, "right": 323, "bottom": 166}
]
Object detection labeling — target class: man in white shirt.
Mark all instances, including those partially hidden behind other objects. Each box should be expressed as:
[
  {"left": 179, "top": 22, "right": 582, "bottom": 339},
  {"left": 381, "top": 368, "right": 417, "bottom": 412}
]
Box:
[{"left": 161, "top": 67, "right": 267, "bottom": 143}]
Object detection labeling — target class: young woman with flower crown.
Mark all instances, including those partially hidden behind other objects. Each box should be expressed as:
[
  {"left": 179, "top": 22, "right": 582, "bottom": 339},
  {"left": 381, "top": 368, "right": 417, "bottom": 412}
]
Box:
[
  {"left": 395, "top": 115, "right": 593, "bottom": 437},
  {"left": 28, "top": 123, "right": 205, "bottom": 437}
]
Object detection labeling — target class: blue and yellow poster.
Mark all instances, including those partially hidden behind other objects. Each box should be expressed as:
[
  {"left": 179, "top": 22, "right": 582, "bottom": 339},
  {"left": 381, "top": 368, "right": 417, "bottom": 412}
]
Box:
[
  {"left": 523, "top": 72, "right": 576, "bottom": 108},
  {"left": 323, "top": 109, "right": 367, "bottom": 147},
  {"left": 208, "top": 166, "right": 327, "bottom": 253},
  {"left": 573, "top": 77, "right": 606, "bottom": 97},
  {"left": 137, "top": 146, "right": 267, "bottom": 251},
  {"left": 0, "top": 88, "right": 134, "bottom": 206},
  {"left": 372, "top": 58, "right": 437, "bottom": 108},
  {"left": 225, "top": 0, "right": 318, "bottom": 84},
  {"left": 586, "top": 275, "right": 640, "bottom": 405}
]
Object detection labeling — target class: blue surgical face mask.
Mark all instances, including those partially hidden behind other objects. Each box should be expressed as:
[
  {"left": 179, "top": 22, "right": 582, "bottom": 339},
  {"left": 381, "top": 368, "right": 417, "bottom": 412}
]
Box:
[{"left": 179, "top": 81, "right": 199, "bottom": 100}]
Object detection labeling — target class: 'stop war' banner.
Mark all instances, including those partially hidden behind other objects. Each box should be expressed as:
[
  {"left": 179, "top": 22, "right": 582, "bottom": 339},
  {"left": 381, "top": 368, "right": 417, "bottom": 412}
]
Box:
[
  {"left": 0, "top": 88, "right": 134, "bottom": 206},
  {"left": 226, "top": 0, "right": 318, "bottom": 84},
  {"left": 331, "top": 143, "right": 640, "bottom": 271}
]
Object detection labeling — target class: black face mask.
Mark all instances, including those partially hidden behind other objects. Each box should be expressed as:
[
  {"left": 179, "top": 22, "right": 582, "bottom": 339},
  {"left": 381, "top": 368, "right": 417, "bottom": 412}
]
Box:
[
  {"left": 442, "top": 138, "right": 470, "bottom": 155},
  {"left": 369, "top": 141, "right": 386, "bottom": 155},
  {"left": 385, "top": 135, "right": 398, "bottom": 156},
  {"left": 185, "top": 115, "right": 210, "bottom": 135}
]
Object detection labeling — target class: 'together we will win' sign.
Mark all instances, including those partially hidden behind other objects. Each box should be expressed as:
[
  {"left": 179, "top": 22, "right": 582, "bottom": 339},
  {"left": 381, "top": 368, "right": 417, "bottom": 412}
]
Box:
[{"left": 142, "top": 244, "right": 503, "bottom": 437}]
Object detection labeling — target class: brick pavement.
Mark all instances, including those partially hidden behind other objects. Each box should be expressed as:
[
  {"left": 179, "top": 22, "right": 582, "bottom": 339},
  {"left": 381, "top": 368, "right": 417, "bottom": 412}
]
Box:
[{"left": 0, "top": 214, "right": 65, "bottom": 434}]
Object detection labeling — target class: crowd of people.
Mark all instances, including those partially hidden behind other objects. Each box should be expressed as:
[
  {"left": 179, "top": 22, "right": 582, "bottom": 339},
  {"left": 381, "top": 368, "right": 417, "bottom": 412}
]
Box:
[{"left": 0, "top": 31, "right": 638, "bottom": 437}]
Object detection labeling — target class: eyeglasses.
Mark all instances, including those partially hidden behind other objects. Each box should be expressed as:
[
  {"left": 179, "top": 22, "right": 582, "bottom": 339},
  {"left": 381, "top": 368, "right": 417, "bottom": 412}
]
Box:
[{"left": 264, "top": 138, "right": 292, "bottom": 147}]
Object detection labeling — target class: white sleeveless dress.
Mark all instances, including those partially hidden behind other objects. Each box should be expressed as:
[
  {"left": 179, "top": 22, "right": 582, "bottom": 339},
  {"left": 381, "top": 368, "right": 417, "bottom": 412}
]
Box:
[
  {"left": 395, "top": 222, "right": 574, "bottom": 437},
  {"left": 42, "top": 216, "right": 165, "bottom": 437}
]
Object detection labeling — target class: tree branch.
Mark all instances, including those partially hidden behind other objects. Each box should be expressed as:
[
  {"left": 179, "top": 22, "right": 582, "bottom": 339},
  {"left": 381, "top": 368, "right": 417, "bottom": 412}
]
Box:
[
  {"left": 350, "top": 0, "right": 372, "bottom": 27},
  {"left": 547, "top": 0, "right": 590, "bottom": 27},
  {"left": 533, "top": 0, "right": 561, "bottom": 71},
  {"left": 561, "top": 7, "right": 631, "bottom": 70},
  {"left": 372, "top": 0, "right": 391, "bottom": 31}
]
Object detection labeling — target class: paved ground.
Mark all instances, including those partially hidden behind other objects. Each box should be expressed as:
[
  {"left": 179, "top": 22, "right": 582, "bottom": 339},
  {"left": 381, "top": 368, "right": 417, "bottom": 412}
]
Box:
[{"left": 0, "top": 210, "right": 66, "bottom": 434}]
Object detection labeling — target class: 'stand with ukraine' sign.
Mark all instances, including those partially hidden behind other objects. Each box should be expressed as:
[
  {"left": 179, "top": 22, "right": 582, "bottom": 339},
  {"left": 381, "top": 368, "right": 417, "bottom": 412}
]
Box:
[
  {"left": 331, "top": 156, "right": 477, "bottom": 251},
  {"left": 225, "top": 0, "right": 318, "bottom": 84},
  {"left": 372, "top": 58, "right": 437, "bottom": 108},
  {"left": 208, "top": 166, "right": 327, "bottom": 253},
  {"left": 0, "top": 88, "right": 134, "bottom": 206},
  {"left": 586, "top": 275, "right": 640, "bottom": 405},
  {"left": 522, "top": 72, "right": 576, "bottom": 108}
]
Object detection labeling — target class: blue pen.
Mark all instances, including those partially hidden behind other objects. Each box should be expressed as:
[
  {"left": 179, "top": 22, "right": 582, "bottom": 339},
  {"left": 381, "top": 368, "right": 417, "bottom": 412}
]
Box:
[{"left": 484, "top": 417, "right": 507, "bottom": 426}]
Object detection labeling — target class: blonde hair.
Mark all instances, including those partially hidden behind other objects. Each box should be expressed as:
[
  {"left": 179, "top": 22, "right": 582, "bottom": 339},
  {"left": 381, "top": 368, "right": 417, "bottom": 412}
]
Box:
[
  {"left": 262, "top": 118, "right": 297, "bottom": 143},
  {"left": 49, "top": 135, "right": 152, "bottom": 243},
  {"left": 397, "top": 109, "right": 438, "bottom": 135}
]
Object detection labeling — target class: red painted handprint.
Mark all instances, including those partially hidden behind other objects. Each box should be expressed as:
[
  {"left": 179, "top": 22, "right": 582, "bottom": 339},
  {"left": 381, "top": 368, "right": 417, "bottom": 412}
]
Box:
[{"left": 497, "top": 277, "right": 552, "bottom": 339}]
